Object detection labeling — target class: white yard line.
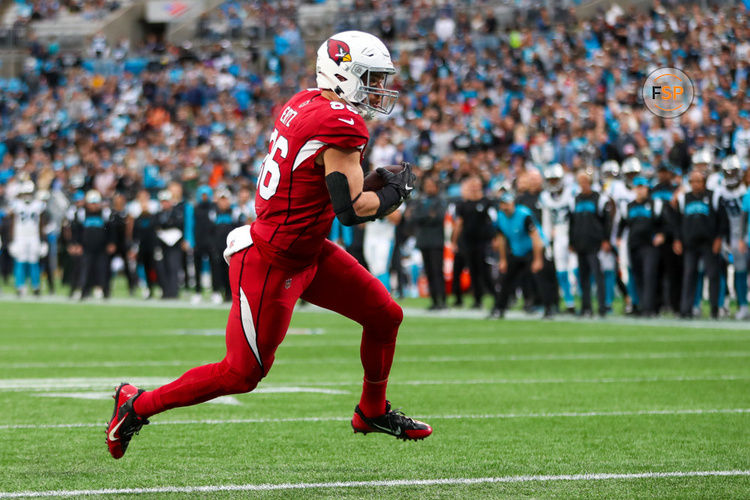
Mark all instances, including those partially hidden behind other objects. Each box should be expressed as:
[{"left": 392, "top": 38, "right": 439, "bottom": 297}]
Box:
[
  {"left": 1, "top": 470, "right": 748, "bottom": 498},
  {"left": 0, "top": 374, "right": 747, "bottom": 392},
  {"left": 2, "top": 350, "right": 749, "bottom": 369},
  {"left": 3, "top": 295, "right": 750, "bottom": 330},
  {"left": 0, "top": 408, "right": 747, "bottom": 431}
]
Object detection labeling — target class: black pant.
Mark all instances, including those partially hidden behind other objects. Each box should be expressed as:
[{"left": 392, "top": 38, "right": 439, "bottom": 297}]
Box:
[
  {"left": 211, "top": 250, "right": 230, "bottom": 300},
  {"left": 465, "top": 242, "right": 492, "bottom": 306},
  {"left": 138, "top": 247, "right": 158, "bottom": 294},
  {"left": 420, "top": 247, "right": 445, "bottom": 307},
  {"left": 346, "top": 245, "right": 368, "bottom": 270},
  {"left": 657, "top": 242, "right": 682, "bottom": 313},
  {"left": 157, "top": 244, "right": 182, "bottom": 298},
  {"left": 681, "top": 243, "right": 720, "bottom": 317},
  {"left": 78, "top": 249, "right": 108, "bottom": 296},
  {"left": 495, "top": 254, "right": 554, "bottom": 312},
  {"left": 577, "top": 250, "right": 606, "bottom": 314},
  {"left": 106, "top": 247, "right": 136, "bottom": 297},
  {"left": 452, "top": 250, "right": 467, "bottom": 304},
  {"left": 193, "top": 243, "right": 214, "bottom": 293},
  {"left": 629, "top": 245, "right": 658, "bottom": 315}
]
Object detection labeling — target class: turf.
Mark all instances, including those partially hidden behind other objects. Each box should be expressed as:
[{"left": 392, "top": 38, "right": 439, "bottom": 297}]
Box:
[{"left": 0, "top": 300, "right": 748, "bottom": 498}]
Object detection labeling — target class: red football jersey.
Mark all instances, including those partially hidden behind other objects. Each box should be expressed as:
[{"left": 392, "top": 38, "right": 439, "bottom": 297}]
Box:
[{"left": 251, "top": 89, "right": 370, "bottom": 269}]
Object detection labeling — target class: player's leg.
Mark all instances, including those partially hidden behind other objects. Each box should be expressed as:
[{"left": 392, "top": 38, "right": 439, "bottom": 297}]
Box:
[
  {"left": 108, "top": 246, "right": 311, "bottom": 458},
  {"left": 680, "top": 249, "right": 699, "bottom": 317},
  {"left": 703, "top": 245, "right": 721, "bottom": 319},
  {"left": 301, "top": 240, "right": 431, "bottom": 440},
  {"left": 577, "top": 251, "right": 592, "bottom": 314},
  {"left": 734, "top": 243, "right": 748, "bottom": 319},
  {"left": 592, "top": 251, "right": 607, "bottom": 316},
  {"left": 554, "top": 238, "right": 574, "bottom": 311}
]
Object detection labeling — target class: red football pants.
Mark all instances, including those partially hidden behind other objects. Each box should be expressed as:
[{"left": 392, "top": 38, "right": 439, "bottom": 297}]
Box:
[{"left": 134, "top": 239, "right": 402, "bottom": 418}]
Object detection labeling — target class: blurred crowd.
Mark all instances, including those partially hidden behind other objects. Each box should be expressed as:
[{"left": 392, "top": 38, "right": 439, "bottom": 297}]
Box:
[
  {"left": 7, "top": 0, "right": 125, "bottom": 25},
  {"left": 0, "top": 0, "right": 749, "bottom": 319}
]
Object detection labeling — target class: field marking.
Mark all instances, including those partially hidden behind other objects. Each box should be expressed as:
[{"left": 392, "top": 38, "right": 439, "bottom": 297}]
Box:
[
  {"left": 1, "top": 408, "right": 747, "bottom": 431},
  {"left": 0, "top": 378, "right": 349, "bottom": 396},
  {"left": 1, "top": 470, "right": 748, "bottom": 498},
  {"left": 2, "top": 350, "right": 750, "bottom": 369},
  {"left": 4, "top": 295, "right": 750, "bottom": 331},
  {"left": 0, "top": 374, "right": 747, "bottom": 393}
]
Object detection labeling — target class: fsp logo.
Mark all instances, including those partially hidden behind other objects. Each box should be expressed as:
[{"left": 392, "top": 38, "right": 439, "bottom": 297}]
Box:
[{"left": 642, "top": 67, "right": 694, "bottom": 118}]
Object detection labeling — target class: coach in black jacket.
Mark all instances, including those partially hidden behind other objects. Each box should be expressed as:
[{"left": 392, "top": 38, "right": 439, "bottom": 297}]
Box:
[
  {"left": 673, "top": 171, "right": 726, "bottom": 319},
  {"left": 569, "top": 171, "right": 612, "bottom": 316},
  {"left": 617, "top": 177, "right": 665, "bottom": 316},
  {"left": 412, "top": 175, "right": 447, "bottom": 310}
]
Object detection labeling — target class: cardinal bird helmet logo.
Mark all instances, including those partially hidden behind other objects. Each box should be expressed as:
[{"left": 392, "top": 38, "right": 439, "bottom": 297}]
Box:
[{"left": 327, "top": 39, "right": 352, "bottom": 66}]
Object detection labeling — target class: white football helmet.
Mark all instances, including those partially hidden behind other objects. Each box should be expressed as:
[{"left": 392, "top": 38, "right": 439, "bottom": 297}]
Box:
[
  {"left": 544, "top": 163, "right": 565, "bottom": 193},
  {"left": 722, "top": 155, "right": 742, "bottom": 188},
  {"left": 17, "top": 180, "right": 35, "bottom": 200},
  {"left": 601, "top": 160, "right": 620, "bottom": 179},
  {"left": 316, "top": 31, "right": 399, "bottom": 117},
  {"left": 691, "top": 149, "right": 713, "bottom": 167},
  {"left": 621, "top": 156, "right": 642, "bottom": 175}
]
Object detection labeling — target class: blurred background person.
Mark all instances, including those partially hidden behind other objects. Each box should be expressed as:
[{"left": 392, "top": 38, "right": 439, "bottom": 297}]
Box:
[
  {"left": 451, "top": 176, "right": 495, "bottom": 310},
  {"left": 75, "top": 189, "right": 109, "bottom": 300},
  {"left": 155, "top": 189, "right": 184, "bottom": 299},
  {"left": 411, "top": 175, "right": 447, "bottom": 310},
  {"left": 8, "top": 180, "right": 46, "bottom": 296},
  {"left": 673, "top": 171, "right": 724, "bottom": 319},
  {"left": 570, "top": 171, "right": 612, "bottom": 317}
]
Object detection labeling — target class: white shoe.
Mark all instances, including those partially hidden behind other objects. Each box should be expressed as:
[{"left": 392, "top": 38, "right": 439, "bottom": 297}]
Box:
[
  {"left": 92, "top": 287, "right": 104, "bottom": 300},
  {"left": 191, "top": 294, "right": 202, "bottom": 305},
  {"left": 140, "top": 287, "right": 151, "bottom": 299},
  {"left": 735, "top": 306, "right": 749, "bottom": 320},
  {"left": 71, "top": 290, "right": 82, "bottom": 301},
  {"left": 211, "top": 293, "right": 223, "bottom": 305}
]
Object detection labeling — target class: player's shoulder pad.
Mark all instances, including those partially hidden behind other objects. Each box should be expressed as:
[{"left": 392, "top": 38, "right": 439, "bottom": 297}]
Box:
[{"left": 314, "top": 100, "right": 369, "bottom": 150}]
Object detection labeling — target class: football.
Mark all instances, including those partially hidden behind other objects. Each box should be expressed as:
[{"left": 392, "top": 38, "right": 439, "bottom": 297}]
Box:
[{"left": 362, "top": 164, "right": 404, "bottom": 192}]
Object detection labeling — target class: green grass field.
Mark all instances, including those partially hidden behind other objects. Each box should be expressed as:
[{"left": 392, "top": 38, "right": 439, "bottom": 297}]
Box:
[{"left": 0, "top": 299, "right": 749, "bottom": 498}]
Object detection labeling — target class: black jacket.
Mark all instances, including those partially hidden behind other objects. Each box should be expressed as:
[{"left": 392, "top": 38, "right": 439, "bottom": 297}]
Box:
[
  {"left": 617, "top": 198, "right": 664, "bottom": 249},
  {"left": 455, "top": 197, "right": 495, "bottom": 246},
  {"left": 569, "top": 191, "right": 612, "bottom": 253},
  {"left": 674, "top": 189, "right": 726, "bottom": 247},
  {"left": 413, "top": 194, "right": 446, "bottom": 249}
]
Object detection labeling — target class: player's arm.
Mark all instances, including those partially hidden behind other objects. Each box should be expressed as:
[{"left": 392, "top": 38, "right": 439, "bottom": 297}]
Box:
[{"left": 323, "top": 147, "right": 407, "bottom": 226}]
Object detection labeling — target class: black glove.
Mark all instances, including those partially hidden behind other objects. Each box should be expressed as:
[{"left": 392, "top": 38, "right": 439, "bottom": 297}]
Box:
[{"left": 376, "top": 162, "right": 416, "bottom": 200}]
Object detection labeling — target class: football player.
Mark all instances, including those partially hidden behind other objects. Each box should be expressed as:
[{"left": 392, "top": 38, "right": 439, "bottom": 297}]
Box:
[
  {"left": 106, "top": 31, "right": 431, "bottom": 460},
  {"left": 716, "top": 156, "right": 748, "bottom": 319},
  {"left": 540, "top": 163, "right": 576, "bottom": 313},
  {"left": 8, "top": 181, "right": 47, "bottom": 296}
]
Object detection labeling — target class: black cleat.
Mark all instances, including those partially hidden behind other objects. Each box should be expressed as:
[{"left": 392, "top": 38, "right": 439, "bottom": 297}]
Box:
[{"left": 351, "top": 401, "right": 432, "bottom": 441}]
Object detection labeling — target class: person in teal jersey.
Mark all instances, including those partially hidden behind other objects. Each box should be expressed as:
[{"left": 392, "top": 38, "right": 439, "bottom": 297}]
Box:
[{"left": 490, "top": 192, "right": 554, "bottom": 319}]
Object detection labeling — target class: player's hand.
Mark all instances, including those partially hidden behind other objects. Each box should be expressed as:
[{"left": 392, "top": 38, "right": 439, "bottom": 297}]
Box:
[
  {"left": 653, "top": 233, "right": 665, "bottom": 247},
  {"left": 740, "top": 240, "right": 748, "bottom": 255},
  {"left": 39, "top": 242, "right": 49, "bottom": 258},
  {"left": 498, "top": 258, "right": 507, "bottom": 274},
  {"left": 181, "top": 240, "right": 191, "bottom": 251},
  {"left": 377, "top": 161, "right": 415, "bottom": 200},
  {"left": 616, "top": 238, "right": 622, "bottom": 249},
  {"left": 712, "top": 237, "right": 722, "bottom": 255},
  {"left": 531, "top": 258, "right": 543, "bottom": 273},
  {"left": 601, "top": 241, "right": 612, "bottom": 252},
  {"left": 106, "top": 243, "right": 116, "bottom": 255},
  {"left": 673, "top": 240, "right": 683, "bottom": 255}
]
